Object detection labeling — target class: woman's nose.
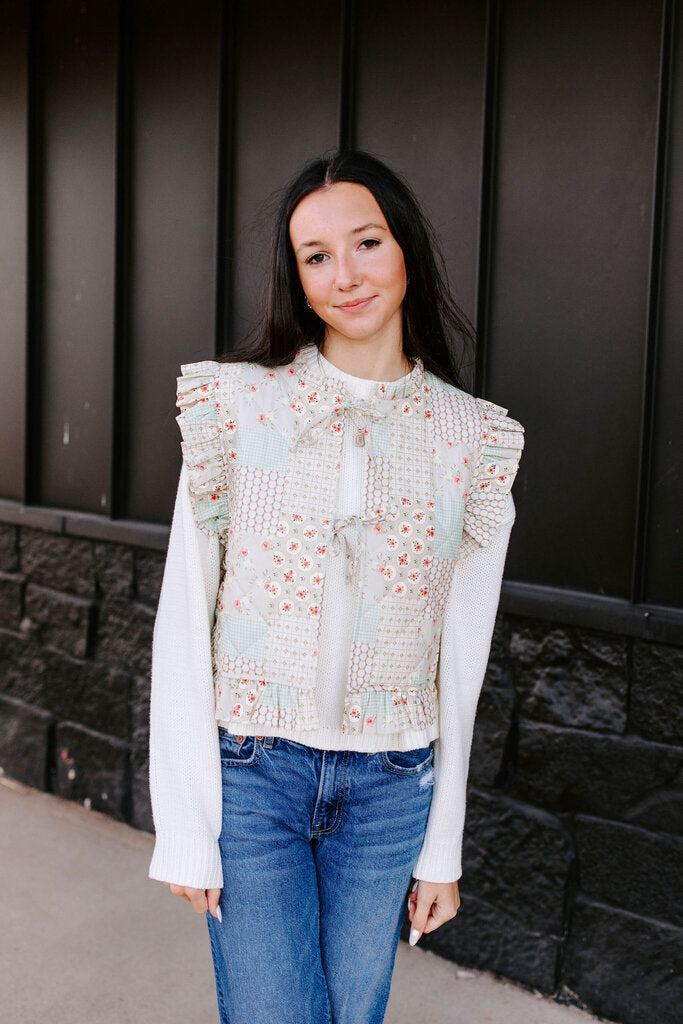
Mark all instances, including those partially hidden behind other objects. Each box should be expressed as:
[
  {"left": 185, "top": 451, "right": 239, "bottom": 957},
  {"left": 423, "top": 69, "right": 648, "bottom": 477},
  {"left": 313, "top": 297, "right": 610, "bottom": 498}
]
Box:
[{"left": 334, "top": 254, "right": 360, "bottom": 290}]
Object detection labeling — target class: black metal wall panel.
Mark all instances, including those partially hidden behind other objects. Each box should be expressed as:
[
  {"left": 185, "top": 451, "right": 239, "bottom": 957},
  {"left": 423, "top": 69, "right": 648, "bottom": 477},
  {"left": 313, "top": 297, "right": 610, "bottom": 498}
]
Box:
[
  {"left": 491, "top": 0, "right": 663, "bottom": 597},
  {"left": 0, "top": 0, "right": 680, "bottom": 614},
  {"left": 645, "top": 3, "right": 683, "bottom": 607},
  {"left": 229, "top": 0, "right": 341, "bottom": 345},
  {"left": 39, "top": 0, "right": 118, "bottom": 512},
  {"left": 354, "top": 0, "right": 487, "bottom": 373},
  {"left": 126, "top": 0, "right": 221, "bottom": 524},
  {"left": 0, "top": 1, "right": 28, "bottom": 501}
]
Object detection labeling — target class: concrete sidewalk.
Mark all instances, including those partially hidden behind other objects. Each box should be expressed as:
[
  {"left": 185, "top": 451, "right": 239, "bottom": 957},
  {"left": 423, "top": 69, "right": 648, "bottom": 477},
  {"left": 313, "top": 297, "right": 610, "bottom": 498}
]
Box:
[{"left": 0, "top": 775, "right": 605, "bottom": 1024}]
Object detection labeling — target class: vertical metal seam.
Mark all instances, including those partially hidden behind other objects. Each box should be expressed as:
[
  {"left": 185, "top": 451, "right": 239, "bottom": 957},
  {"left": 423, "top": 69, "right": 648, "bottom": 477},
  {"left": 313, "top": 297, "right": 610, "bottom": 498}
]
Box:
[
  {"left": 112, "top": 0, "right": 133, "bottom": 518},
  {"left": 474, "top": 0, "right": 502, "bottom": 400},
  {"left": 631, "top": 0, "right": 676, "bottom": 604},
  {"left": 26, "top": 0, "right": 44, "bottom": 506},
  {"left": 215, "top": 0, "right": 237, "bottom": 354},
  {"left": 338, "top": 0, "right": 357, "bottom": 152}
]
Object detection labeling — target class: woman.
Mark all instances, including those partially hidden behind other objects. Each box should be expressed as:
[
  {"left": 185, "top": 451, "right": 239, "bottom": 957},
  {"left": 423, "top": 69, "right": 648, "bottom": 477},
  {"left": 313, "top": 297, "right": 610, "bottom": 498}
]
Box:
[{"left": 148, "top": 150, "right": 525, "bottom": 1024}]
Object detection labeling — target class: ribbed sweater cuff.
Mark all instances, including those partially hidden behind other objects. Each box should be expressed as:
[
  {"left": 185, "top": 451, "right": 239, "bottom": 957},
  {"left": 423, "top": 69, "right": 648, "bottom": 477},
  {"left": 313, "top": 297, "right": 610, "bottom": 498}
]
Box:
[
  {"left": 411, "top": 839, "right": 462, "bottom": 883},
  {"left": 148, "top": 831, "right": 223, "bottom": 890}
]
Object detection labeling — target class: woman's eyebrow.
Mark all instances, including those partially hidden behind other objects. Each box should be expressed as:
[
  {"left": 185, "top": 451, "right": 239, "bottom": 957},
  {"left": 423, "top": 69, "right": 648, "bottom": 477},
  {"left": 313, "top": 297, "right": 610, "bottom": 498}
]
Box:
[
  {"left": 295, "top": 223, "right": 387, "bottom": 255},
  {"left": 350, "top": 222, "right": 387, "bottom": 235}
]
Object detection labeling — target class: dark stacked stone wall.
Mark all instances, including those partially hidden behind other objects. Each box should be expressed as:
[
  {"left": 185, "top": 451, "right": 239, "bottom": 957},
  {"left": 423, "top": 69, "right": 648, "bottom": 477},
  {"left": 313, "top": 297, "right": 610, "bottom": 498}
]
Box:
[
  {"left": 414, "top": 616, "right": 683, "bottom": 1024},
  {"left": 1, "top": 520, "right": 681, "bottom": 1024},
  {"left": 0, "top": 521, "right": 162, "bottom": 829}
]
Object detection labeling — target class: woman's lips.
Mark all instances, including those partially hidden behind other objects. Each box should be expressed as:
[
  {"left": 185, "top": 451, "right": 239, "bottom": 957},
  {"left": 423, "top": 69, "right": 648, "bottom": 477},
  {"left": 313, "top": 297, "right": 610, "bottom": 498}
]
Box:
[{"left": 335, "top": 296, "right": 375, "bottom": 312}]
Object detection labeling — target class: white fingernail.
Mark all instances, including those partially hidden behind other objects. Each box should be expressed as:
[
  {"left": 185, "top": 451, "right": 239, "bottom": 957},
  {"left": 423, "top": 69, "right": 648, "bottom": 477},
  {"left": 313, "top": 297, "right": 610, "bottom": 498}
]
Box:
[
  {"left": 409, "top": 927, "right": 420, "bottom": 946},
  {"left": 216, "top": 905, "right": 222, "bottom": 923}
]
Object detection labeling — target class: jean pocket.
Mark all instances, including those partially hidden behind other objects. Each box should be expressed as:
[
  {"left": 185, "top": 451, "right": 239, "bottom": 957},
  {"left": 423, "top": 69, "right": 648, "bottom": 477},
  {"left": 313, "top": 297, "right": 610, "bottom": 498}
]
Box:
[
  {"left": 218, "top": 728, "right": 263, "bottom": 767},
  {"left": 379, "top": 744, "right": 433, "bottom": 775}
]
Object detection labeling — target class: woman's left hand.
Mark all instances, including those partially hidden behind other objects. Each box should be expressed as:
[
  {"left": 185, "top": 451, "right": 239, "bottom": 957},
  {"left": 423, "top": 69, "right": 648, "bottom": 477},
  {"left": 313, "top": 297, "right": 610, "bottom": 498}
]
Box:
[{"left": 407, "top": 878, "right": 460, "bottom": 944}]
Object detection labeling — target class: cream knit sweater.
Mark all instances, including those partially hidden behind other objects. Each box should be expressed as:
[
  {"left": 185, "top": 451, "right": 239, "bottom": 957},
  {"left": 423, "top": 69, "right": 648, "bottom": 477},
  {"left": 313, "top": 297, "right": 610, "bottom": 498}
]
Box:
[{"left": 148, "top": 356, "right": 516, "bottom": 888}]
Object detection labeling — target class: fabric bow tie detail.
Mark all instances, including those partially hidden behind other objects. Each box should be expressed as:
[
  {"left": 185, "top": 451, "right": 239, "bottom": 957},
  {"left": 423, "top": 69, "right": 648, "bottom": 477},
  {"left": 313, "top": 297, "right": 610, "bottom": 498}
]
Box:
[
  {"left": 294, "top": 396, "right": 396, "bottom": 454},
  {"left": 329, "top": 510, "right": 397, "bottom": 586}
]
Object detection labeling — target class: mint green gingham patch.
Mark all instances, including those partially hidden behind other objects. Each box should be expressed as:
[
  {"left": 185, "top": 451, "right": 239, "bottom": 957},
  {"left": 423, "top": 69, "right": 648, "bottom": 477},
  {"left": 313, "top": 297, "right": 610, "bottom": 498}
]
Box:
[
  {"left": 433, "top": 493, "right": 465, "bottom": 559},
  {"left": 361, "top": 690, "right": 397, "bottom": 730},
  {"left": 367, "top": 417, "right": 392, "bottom": 458},
  {"left": 182, "top": 398, "right": 216, "bottom": 423},
  {"left": 352, "top": 599, "right": 381, "bottom": 644},
  {"left": 423, "top": 369, "right": 452, "bottom": 391},
  {"left": 260, "top": 681, "right": 298, "bottom": 709},
  {"left": 193, "top": 492, "right": 230, "bottom": 533},
  {"left": 218, "top": 612, "right": 267, "bottom": 662},
  {"left": 237, "top": 425, "right": 290, "bottom": 473}
]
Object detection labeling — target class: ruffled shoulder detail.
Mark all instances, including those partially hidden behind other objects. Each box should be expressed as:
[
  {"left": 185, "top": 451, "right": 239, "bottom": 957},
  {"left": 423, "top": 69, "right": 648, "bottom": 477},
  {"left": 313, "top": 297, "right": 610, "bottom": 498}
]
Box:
[
  {"left": 175, "top": 360, "right": 231, "bottom": 538},
  {"left": 462, "top": 396, "right": 525, "bottom": 551}
]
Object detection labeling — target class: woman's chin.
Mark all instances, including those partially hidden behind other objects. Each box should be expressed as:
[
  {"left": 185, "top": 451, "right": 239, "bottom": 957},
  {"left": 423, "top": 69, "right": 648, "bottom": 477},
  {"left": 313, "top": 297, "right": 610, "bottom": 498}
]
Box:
[{"left": 324, "top": 321, "right": 392, "bottom": 346}]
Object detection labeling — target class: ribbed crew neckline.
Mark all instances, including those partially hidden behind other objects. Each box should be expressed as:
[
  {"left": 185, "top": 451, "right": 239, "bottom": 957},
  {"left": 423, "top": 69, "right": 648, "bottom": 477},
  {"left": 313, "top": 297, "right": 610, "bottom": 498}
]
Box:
[{"left": 317, "top": 349, "right": 412, "bottom": 397}]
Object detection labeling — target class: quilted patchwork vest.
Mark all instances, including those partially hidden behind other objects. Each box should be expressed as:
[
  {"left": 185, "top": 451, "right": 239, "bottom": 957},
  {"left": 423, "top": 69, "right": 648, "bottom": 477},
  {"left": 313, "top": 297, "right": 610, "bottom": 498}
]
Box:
[{"left": 175, "top": 343, "right": 524, "bottom": 737}]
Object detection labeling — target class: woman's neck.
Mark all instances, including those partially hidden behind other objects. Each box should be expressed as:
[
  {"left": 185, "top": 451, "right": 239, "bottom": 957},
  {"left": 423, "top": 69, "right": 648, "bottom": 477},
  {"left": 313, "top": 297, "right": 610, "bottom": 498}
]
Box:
[{"left": 320, "top": 336, "right": 411, "bottom": 383}]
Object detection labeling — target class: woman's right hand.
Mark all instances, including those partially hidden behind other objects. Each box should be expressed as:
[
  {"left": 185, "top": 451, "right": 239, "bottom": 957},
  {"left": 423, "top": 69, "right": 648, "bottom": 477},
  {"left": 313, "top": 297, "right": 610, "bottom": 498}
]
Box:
[{"left": 162, "top": 881, "right": 222, "bottom": 920}]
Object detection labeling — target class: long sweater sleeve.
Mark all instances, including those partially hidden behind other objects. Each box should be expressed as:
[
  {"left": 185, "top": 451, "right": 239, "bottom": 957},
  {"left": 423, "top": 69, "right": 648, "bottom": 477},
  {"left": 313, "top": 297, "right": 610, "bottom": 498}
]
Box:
[
  {"left": 410, "top": 494, "right": 516, "bottom": 883},
  {"left": 148, "top": 462, "right": 225, "bottom": 889}
]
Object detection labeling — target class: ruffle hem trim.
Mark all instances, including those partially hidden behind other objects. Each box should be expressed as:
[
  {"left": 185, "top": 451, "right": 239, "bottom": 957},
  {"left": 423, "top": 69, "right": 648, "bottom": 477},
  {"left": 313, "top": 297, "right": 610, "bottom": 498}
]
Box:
[{"left": 214, "top": 675, "right": 438, "bottom": 737}]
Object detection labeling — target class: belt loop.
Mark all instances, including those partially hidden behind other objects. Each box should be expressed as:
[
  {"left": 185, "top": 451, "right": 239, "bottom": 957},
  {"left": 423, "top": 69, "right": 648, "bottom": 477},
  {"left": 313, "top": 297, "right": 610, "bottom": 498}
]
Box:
[{"left": 263, "top": 735, "right": 274, "bottom": 749}]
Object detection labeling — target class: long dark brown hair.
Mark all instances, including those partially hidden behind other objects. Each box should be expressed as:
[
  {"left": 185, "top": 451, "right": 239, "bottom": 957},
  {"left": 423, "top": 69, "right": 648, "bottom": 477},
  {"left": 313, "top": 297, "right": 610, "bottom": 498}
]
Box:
[{"left": 220, "top": 150, "right": 476, "bottom": 391}]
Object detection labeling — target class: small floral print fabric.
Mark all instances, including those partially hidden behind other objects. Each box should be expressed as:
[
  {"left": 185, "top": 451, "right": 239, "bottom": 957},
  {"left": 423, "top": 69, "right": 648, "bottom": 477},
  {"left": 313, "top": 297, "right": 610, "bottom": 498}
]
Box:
[{"left": 175, "top": 344, "right": 525, "bottom": 737}]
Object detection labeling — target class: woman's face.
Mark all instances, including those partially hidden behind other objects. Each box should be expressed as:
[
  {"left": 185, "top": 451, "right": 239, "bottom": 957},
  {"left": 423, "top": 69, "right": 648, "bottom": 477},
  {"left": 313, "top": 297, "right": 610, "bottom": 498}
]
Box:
[{"left": 289, "top": 182, "right": 407, "bottom": 350}]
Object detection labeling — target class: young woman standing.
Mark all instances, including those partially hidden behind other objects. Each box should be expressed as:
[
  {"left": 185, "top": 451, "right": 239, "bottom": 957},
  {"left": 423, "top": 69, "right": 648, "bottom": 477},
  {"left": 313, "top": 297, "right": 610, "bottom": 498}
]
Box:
[{"left": 148, "top": 150, "right": 525, "bottom": 1024}]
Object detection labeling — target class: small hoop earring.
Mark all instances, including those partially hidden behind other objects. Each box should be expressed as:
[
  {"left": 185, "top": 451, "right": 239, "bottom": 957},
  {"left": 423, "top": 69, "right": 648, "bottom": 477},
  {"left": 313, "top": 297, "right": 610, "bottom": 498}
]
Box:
[{"left": 305, "top": 296, "right": 312, "bottom": 309}]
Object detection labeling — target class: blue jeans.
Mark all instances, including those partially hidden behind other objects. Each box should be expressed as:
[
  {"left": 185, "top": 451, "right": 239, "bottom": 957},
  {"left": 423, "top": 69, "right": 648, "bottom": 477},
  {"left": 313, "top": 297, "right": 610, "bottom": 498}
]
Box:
[{"left": 206, "top": 727, "right": 434, "bottom": 1024}]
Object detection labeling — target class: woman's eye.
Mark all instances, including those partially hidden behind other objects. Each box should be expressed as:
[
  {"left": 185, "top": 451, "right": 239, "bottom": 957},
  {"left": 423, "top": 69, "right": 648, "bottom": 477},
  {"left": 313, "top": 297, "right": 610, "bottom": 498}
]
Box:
[
  {"left": 359, "top": 238, "right": 380, "bottom": 250},
  {"left": 306, "top": 252, "right": 327, "bottom": 265}
]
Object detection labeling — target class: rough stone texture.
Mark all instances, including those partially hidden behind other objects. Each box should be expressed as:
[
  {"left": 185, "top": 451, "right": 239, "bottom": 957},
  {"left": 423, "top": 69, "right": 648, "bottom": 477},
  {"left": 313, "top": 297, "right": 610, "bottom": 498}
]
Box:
[
  {"left": 41, "top": 653, "right": 130, "bottom": 740},
  {"left": 617, "top": 767, "right": 683, "bottom": 838},
  {"left": 463, "top": 790, "right": 574, "bottom": 933},
  {"left": 484, "top": 614, "right": 508, "bottom": 686},
  {"left": 131, "top": 765, "right": 153, "bottom": 832},
  {"left": 512, "top": 719, "right": 683, "bottom": 831},
  {"left": 0, "top": 629, "right": 48, "bottom": 706},
  {"left": 134, "top": 547, "right": 166, "bottom": 608},
  {"left": 95, "top": 598, "right": 154, "bottom": 677},
  {"left": 562, "top": 895, "right": 683, "bottom": 1024},
  {"left": 24, "top": 583, "right": 93, "bottom": 659},
  {"left": 130, "top": 675, "right": 153, "bottom": 830},
  {"left": 630, "top": 640, "right": 683, "bottom": 745},
  {"left": 20, "top": 528, "right": 95, "bottom": 597},
  {"left": 93, "top": 541, "right": 134, "bottom": 600},
  {"left": 53, "top": 721, "right": 129, "bottom": 820},
  {"left": 0, "top": 630, "right": 129, "bottom": 740},
  {"left": 509, "top": 621, "right": 628, "bottom": 734},
  {"left": 469, "top": 682, "right": 515, "bottom": 786},
  {"left": 419, "top": 891, "right": 560, "bottom": 994},
  {"left": 0, "top": 571, "right": 23, "bottom": 629},
  {"left": 0, "top": 694, "right": 53, "bottom": 789},
  {"left": 0, "top": 524, "right": 19, "bottom": 571},
  {"left": 574, "top": 815, "right": 683, "bottom": 928},
  {"left": 130, "top": 674, "right": 150, "bottom": 750}
]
